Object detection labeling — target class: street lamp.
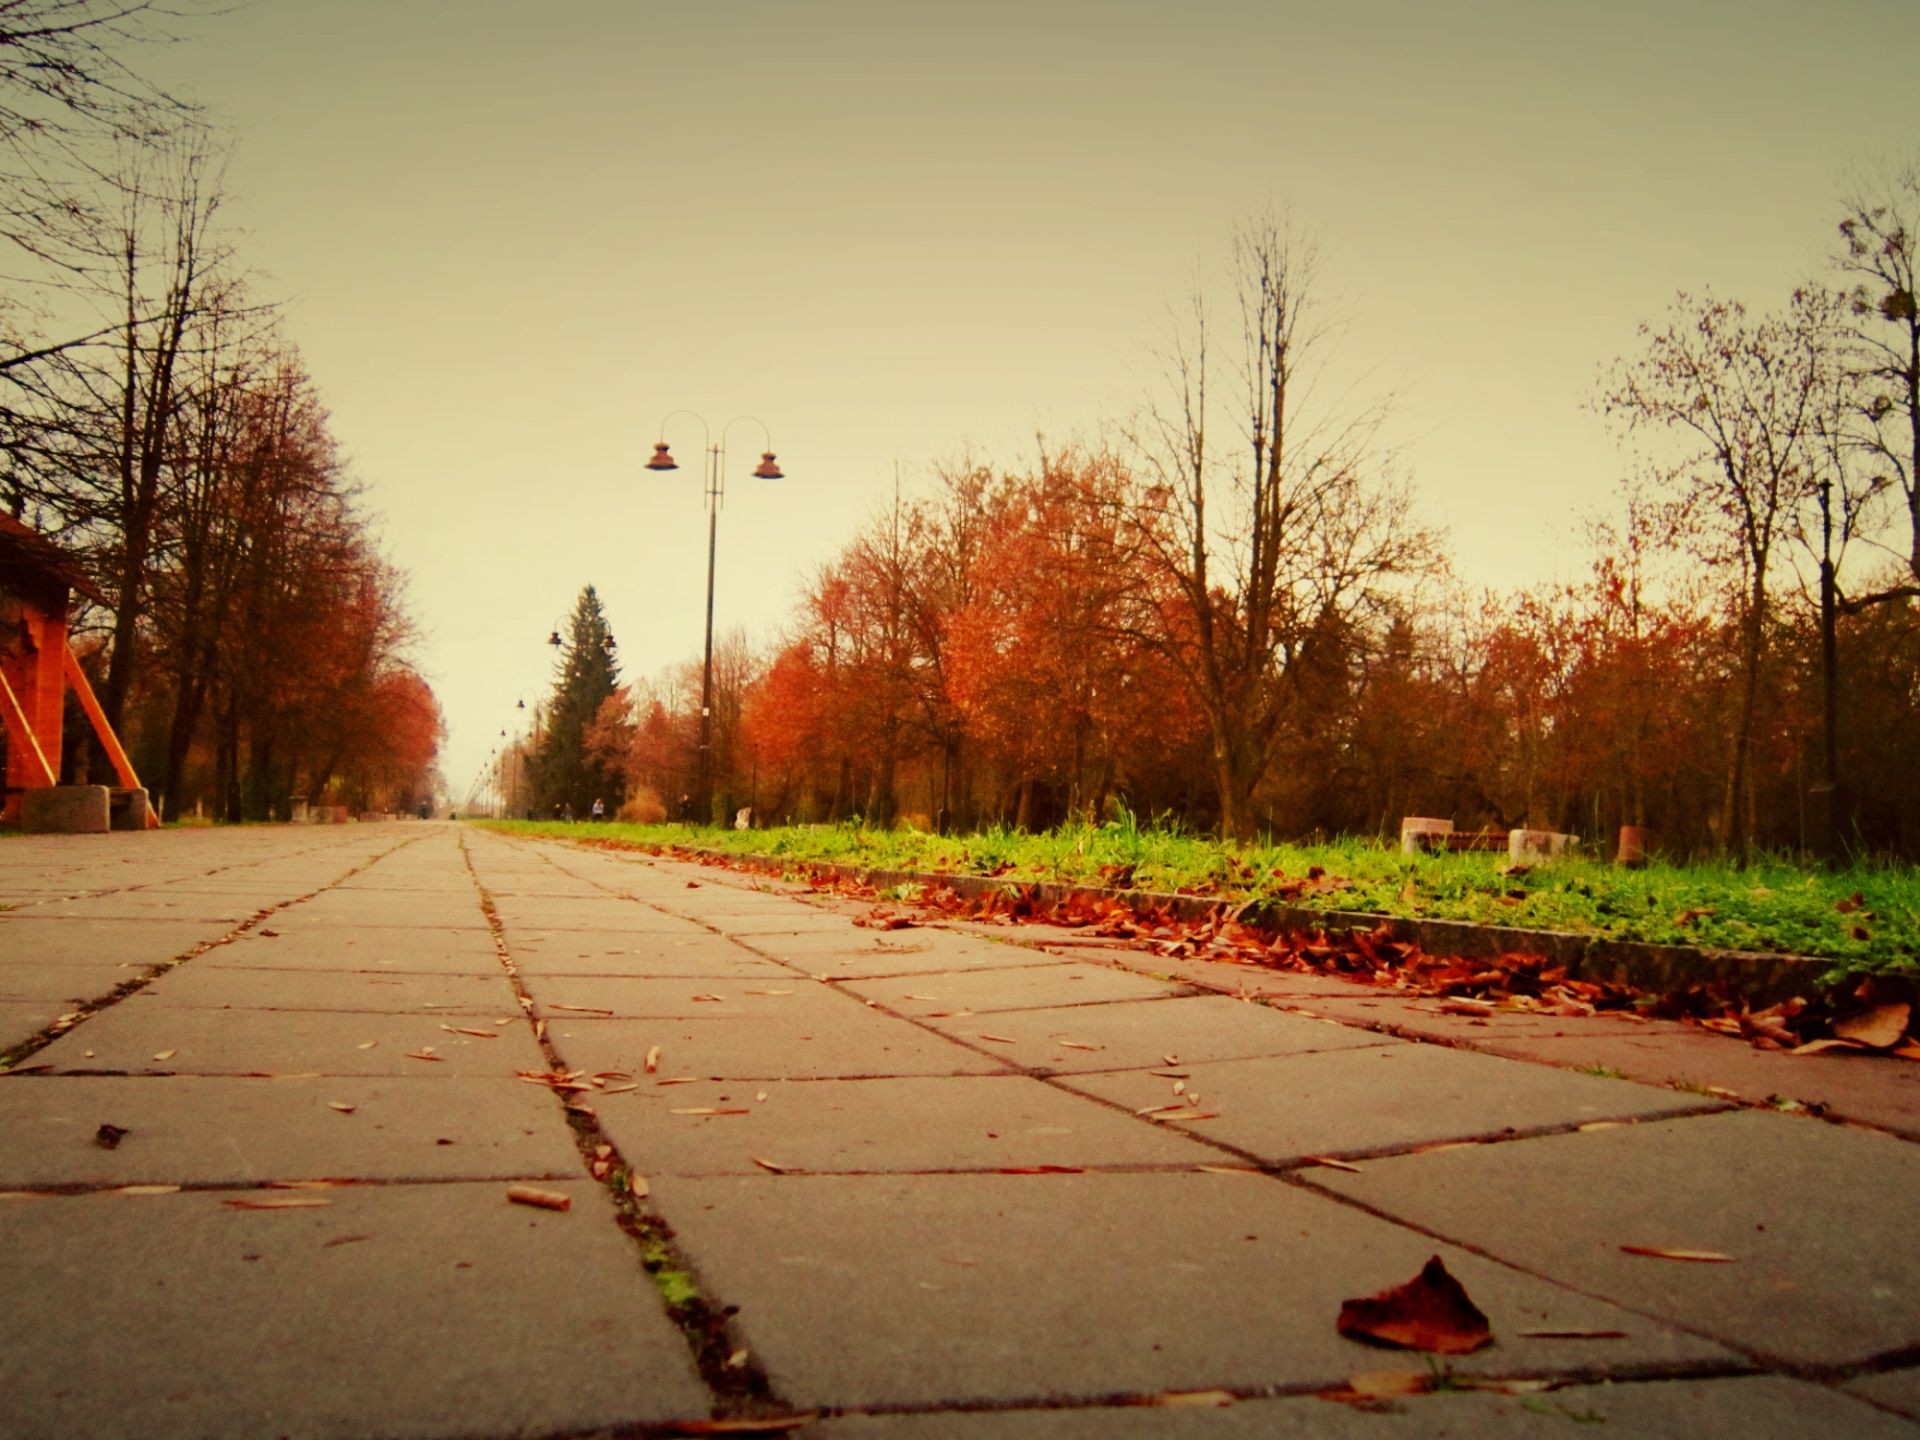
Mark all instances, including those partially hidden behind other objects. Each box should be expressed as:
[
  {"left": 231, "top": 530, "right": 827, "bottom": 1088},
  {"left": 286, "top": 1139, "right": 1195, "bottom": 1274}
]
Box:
[{"left": 648, "top": 411, "right": 783, "bottom": 824}]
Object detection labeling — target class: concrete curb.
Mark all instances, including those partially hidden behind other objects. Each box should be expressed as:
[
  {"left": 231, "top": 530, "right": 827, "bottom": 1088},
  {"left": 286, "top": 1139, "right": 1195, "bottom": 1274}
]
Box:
[{"left": 662, "top": 846, "right": 1841, "bottom": 1009}]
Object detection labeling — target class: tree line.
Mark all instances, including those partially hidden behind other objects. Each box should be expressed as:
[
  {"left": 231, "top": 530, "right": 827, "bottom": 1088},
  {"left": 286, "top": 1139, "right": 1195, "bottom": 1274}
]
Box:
[
  {"left": 544, "top": 184, "right": 1919, "bottom": 856},
  {"left": 0, "top": 2, "right": 442, "bottom": 820}
]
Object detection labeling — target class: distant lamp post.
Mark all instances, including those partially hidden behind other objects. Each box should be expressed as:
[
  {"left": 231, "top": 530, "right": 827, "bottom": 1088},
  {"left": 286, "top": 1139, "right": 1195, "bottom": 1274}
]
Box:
[{"left": 648, "top": 412, "right": 783, "bottom": 824}]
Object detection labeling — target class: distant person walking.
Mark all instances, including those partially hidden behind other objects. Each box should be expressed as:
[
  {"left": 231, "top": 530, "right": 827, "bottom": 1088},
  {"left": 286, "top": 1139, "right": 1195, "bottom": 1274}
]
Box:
[
  {"left": 591, "top": 797, "right": 605, "bottom": 821},
  {"left": 561, "top": 802, "right": 574, "bottom": 823}
]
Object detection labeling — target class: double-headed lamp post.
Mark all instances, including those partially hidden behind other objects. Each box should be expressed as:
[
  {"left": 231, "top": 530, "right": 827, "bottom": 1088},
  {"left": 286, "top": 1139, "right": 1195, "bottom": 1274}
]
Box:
[{"left": 647, "top": 412, "right": 783, "bottom": 824}]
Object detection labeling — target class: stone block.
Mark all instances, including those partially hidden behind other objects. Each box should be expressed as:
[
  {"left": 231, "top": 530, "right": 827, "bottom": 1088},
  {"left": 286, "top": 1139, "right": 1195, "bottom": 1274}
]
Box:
[
  {"left": 109, "top": 787, "right": 150, "bottom": 831},
  {"left": 1398, "top": 815, "right": 1452, "bottom": 854},
  {"left": 1508, "top": 827, "right": 1576, "bottom": 862},
  {"left": 20, "top": 784, "right": 109, "bottom": 834}
]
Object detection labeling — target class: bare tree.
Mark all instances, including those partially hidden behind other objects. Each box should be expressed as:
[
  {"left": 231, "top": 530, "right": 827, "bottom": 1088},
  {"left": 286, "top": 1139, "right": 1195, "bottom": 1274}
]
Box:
[
  {"left": 1122, "top": 213, "right": 1436, "bottom": 838},
  {"left": 1833, "top": 160, "right": 1920, "bottom": 604},
  {"left": 1603, "top": 290, "right": 1833, "bottom": 853}
]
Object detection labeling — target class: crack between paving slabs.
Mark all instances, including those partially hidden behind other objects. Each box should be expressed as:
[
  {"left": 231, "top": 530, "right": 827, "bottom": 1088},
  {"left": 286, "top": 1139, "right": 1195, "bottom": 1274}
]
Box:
[
  {"left": 0, "top": 830, "right": 432, "bottom": 1076},
  {"left": 458, "top": 829, "right": 803, "bottom": 1427},
  {"left": 494, "top": 835, "right": 1851, "bottom": 1418}
]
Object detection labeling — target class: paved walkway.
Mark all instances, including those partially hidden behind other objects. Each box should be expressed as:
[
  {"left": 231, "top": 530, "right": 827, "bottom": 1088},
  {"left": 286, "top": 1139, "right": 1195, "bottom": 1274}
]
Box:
[{"left": 1, "top": 823, "right": 1916, "bottom": 1438}]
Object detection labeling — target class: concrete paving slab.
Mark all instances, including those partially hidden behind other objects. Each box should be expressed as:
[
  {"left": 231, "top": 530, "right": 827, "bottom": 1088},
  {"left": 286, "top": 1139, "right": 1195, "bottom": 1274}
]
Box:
[
  {"left": 527, "top": 973, "right": 857, "bottom": 1021},
  {"left": 488, "top": 896, "right": 706, "bottom": 933},
  {"left": 595, "top": 1073, "right": 1223, "bottom": 1176},
  {"left": 275, "top": 893, "right": 488, "bottom": 929},
  {"left": 1058, "top": 1043, "right": 1725, "bottom": 1164},
  {"left": 33, "top": 1005, "right": 547, "bottom": 1078},
  {"left": 194, "top": 926, "right": 502, "bottom": 974},
  {"left": 810, "top": 1375, "right": 1920, "bottom": 1438},
  {"left": 10, "top": 893, "right": 262, "bottom": 923},
  {"left": 1470, "top": 1028, "right": 1920, "bottom": 1140},
  {"left": 508, "top": 931, "right": 792, "bottom": 979},
  {"left": 0, "top": 916, "right": 231, "bottom": 966},
  {"left": 0, "top": 1073, "right": 582, "bottom": 1185},
  {"left": 548, "top": 1012, "right": 1012, "bottom": 1080},
  {"left": 0, "top": 996, "right": 73, "bottom": 1048},
  {"left": 1280, "top": 993, "right": 1669, "bottom": 1045},
  {"left": 0, "top": 1178, "right": 709, "bottom": 1438},
  {"left": 1848, "top": 1366, "right": 1920, "bottom": 1420},
  {"left": 0, "top": 958, "right": 158, "bottom": 1002},
  {"left": 652, "top": 1170, "right": 1734, "bottom": 1410},
  {"left": 753, "top": 930, "right": 1076, "bottom": 977},
  {"left": 842, "top": 960, "right": 1195, "bottom": 1015},
  {"left": 1308, "top": 1109, "right": 1920, "bottom": 1368},
  {"left": 137, "top": 965, "right": 523, "bottom": 1015},
  {"left": 914, "top": 995, "right": 1394, "bottom": 1073}
]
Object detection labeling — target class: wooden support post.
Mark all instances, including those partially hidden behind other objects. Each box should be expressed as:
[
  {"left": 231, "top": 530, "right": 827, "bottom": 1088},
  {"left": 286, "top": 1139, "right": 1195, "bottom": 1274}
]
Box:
[
  {"left": 0, "top": 666, "right": 57, "bottom": 787},
  {"left": 62, "top": 647, "right": 157, "bottom": 828}
]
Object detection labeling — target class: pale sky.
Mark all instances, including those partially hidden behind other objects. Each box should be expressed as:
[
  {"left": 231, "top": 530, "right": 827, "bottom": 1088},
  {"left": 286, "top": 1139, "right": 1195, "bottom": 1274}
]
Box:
[{"left": 146, "top": 0, "right": 1920, "bottom": 800}]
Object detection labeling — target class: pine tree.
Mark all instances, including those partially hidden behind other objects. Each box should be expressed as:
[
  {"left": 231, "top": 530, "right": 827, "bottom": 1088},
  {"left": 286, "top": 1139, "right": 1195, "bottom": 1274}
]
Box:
[{"left": 535, "top": 586, "right": 622, "bottom": 818}]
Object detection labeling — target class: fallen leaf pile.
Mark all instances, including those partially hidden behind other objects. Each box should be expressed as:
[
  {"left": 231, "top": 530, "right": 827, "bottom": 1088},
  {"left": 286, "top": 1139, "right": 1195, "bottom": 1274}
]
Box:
[{"left": 762, "top": 868, "right": 1917, "bottom": 1057}]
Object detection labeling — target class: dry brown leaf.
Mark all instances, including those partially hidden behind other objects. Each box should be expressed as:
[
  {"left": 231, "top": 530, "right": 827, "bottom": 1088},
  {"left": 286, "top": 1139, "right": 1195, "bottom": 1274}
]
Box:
[
  {"left": 112, "top": 1184, "right": 180, "bottom": 1195},
  {"left": 1891, "top": 1043, "right": 1920, "bottom": 1062},
  {"left": 327, "top": 1102, "right": 356, "bottom": 1114},
  {"left": 357, "top": 1040, "right": 378, "bottom": 1050},
  {"left": 1618, "top": 1245, "right": 1733, "bottom": 1263},
  {"left": 628, "top": 1172, "right": 651, "bottom": 1198},
  {"left": 1148, "top": 1069, "right": 1190, "bottom": 1079},
  {"left": 755, "top": 1090, "right": 769, "bottom": 1101},
  {"left": 1135, "top": 1103, "right": 1187, "bottom": 1116},
  {"left": 94, "top": 1123, "right": 129, "bottom": 1149},
  {"left": 223, "top": 1197, "right": 333, "bottom": 1210},
  {"left": 1163, "top": 1111, "right": 1221, "bottom": 1122},
  {"left": 151, "top": 1049, "right": 177, "bottom": 1061},
  {"left": 1304, "top": 1155, "right": 1363, "bottom": 1173},
  {"left": 440, "top": 1025, "right": 497, "bottom": 1039},
  {"left": 657, "top": 1416, "right": 819, "bottom": 1436},
  {"left": 548, "top": 1003, "right": 614, "bottom": 1016},
  {"left": 656, "top": 1077, "right": 700, "bottom": 1086},
  {"left": 404, "top": 1051, "right": 444, "bottom": 1063},
  {"left": 752, "top": 1157, "right": 791, "bottom": 1174},
  {"left": 1345, "top": 1371, "right": 1434, "bottom": 1397},
  {"left": 671, "top": 1107, "right": 750, "bottom": 1116},
  {"left": 1336, "top": 1255, "right": 1493, "bottom": 1354},
  {"left": 996, "top": 1165, "right": 1083, "bottom": 1175},
  {"left": 1195, "top": 1165, "right": 1259, "bottom": 1176},
  {"left": 1834, "top": 1002, "right": 1911, "bottom": 1050},
  {"left": 506, "top": 1185, "right": 572, "bottom": 1212},
  {"left": 745, "top": 989, "right": 793, "bottom": 996},
  {"left": 692, "top": 993, "right": 726, "bottom": 1002},
  {"left": 977, "top": 1033, "right": 1016, "bottom": 1044},
  {"left": 602, "top": 1083, "right": 640, "bottom": 1094},
  {"left": 1056, "top": 1040, "right": 1101, "bottom": 1052},
  {"left": 1439, "top": 999, "right": 1496, "bottom": 1017},
  {"left": 644, "top": 1044, "right": 660, "bottom": 1073},
  {"left": 1791, "top": 1038, "right": 1866, "bottom": 1057},
  {"left": 1143, "top": 1389, "right": 1236, "bottom": 1407}
]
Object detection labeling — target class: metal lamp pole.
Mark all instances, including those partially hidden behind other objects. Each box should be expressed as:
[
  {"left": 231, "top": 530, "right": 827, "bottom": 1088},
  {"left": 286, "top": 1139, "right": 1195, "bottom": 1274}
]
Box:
[{"left": 648, "top": 413, "right": 783, "bottom": 825}]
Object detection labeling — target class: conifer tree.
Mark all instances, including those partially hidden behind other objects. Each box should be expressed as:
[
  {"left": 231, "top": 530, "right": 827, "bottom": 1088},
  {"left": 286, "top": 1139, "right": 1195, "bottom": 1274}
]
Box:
[{"left": 535, "top": 585, "right": 622, "bottom": 818}]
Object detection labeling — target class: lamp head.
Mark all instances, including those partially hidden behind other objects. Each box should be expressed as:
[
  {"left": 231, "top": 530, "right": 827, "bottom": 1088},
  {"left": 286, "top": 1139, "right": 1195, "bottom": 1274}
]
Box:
[
  {"left": 752, "top": 451, "right": 784, "bottom": 480},
  {"left": 646, "top": 442, "right": 678, "bottom": 472}
]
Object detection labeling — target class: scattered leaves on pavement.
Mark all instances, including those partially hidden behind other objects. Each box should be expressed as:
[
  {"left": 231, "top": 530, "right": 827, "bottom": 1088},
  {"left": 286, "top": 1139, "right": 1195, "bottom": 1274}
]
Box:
[
  {"left": 1336, "top": 1255, "right": 1493, "bottom": 1354},
  {"left": 327, "top": 1102, "right": 356, "bottom": 1114},
  {"left": 93, "top": 1123, "right": 129, "bottom": 1149}
]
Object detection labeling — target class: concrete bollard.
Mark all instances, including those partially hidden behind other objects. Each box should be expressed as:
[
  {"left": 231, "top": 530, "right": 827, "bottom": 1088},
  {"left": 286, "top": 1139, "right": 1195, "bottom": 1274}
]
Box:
[{"left": 1399, "top": 816, "right": 1453, "bottom": 855}]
